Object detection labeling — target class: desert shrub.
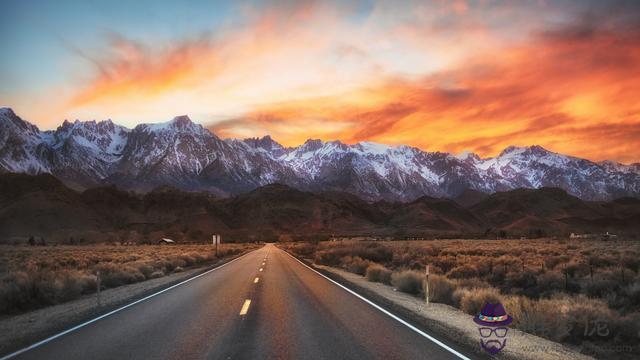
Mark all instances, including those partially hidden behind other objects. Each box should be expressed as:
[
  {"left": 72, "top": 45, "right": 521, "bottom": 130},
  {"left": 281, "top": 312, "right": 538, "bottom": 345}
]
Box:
[
  {"left": 536, "top": 272, "right": 565, "bottom": 297},
  {"left": 564, "top": 296, "right": 618, "bottom": 344},
  {"left": 504, "top": 295, "right": 569, "bottom": 342},
  {"left": 456, "top": 277, "right": 491, "bottom": 289},
  {"left": 96, "top": 263, "right": 145, "bottom": 288},
  {"left": 0, "top": 270, "right": 97, "bottom": 313},
  {"left": 391, "top": 270, "right": 423, "bottom": 295},
  {"left": 565, "top": 261, "right": 589, "bottom": 277},
  {"left": 456, "top": 287, "right": 502, "bottom": 315},
  {"left": 504, "top": 270, "right": 538, "bottom": 297},
  {"left": 137, "top": 264, "right": 154, "bottom": 279},
  {"left": 624, "top": 281, "right": 640, "bottom": 307},
  {"left": 431, "top": 256, "right": 457, "bottom": 273},
  {"left": 314, "top": 250, "right": 343, "bottom": 267},
  {"left": 178, "top": 254, "right": 196, "bottom": 267},
  {"left": 447, "top": 265, "right": 478, "bottom": 279},
  {"left": 290, "top": 243, "right": 317, "bottom": 257},
  {"left": 584, "top": 277, "right": 619, "bottom": 298},
  {"left": 621, "top": 255, "right": 640, "bottom": 272},
  {"left": 365, "top": 264, "right": 392, "bottom": 284},
  {"left": 544, "top": 256, "right": 566, "bottom": 270},
  {"left": 588, "top": 255, "right": 616, "bottom": 268},
  {"left": 149, "top": 271, "right": 165, "bottom": 279},
  {"left": 342, "top": 256, "right": 370, "bottom": 275},
  {"left": 428, "top": 274, "right": 456, "bottom": 305},
  {"left": 0, "top": 272, "right": 33, "bottom": 313},
  {"left": 173, "top": 266, "right": 184, "bottom": 273}
]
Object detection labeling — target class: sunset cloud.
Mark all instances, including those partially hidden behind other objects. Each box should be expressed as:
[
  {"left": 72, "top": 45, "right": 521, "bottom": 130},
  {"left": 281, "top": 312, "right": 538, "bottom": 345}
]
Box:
[
  {"left": 4, "top": 1, "right": 640, "bottom": 163},
  {"left": 214, "top": 11, "right": 640, "bottom": 163}
]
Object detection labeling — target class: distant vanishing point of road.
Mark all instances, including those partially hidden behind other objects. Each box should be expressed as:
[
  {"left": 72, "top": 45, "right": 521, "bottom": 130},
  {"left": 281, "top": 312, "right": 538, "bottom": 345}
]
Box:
[{"left": 6, "top": 244, "right": 478, "bottom": 360}]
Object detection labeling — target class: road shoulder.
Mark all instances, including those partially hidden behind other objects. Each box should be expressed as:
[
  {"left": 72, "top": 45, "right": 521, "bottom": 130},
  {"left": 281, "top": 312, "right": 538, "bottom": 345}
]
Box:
[{"left": 286, "top": 253, "right": 592, "bottom": 360}]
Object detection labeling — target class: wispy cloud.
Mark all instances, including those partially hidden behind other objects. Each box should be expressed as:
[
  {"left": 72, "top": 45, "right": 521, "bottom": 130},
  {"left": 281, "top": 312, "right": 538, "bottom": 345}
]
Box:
[{"left": 7, "top": 0, "right": 640, "bottom": 162}]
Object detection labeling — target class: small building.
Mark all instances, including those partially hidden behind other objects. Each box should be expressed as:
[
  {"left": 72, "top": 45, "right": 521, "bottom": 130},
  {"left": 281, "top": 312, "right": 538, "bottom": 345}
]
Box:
[
  {"left": 158, "top": 238, "right": 175, "bottom": 245},
  {"left": 569, "top": 233, "right": 595, "bottom": 239}
]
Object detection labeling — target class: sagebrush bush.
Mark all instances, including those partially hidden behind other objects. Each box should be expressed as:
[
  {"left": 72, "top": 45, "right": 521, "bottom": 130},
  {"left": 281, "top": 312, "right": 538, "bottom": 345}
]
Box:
[
  {"left": 391, "top": 270, "right": 423, "bottom": 295},
  {"left": 428, "top": 274, "right": 456, "bottom": 305},
  {"left": 447, "top": 265, "right": 478, "bottom": 279},
  {"left": 365, "top": 264, "right": 392, "bottom": 284},
  {"left": 341, "top": 256, "right": 371, "bottom": 275},
  {"left": 536, "top": 272, "right": 564, "bottom": 297},
  {"left": 584, "top": 277, "right": 619, "bottom": 298},
  {"left": 456, "top": 287, "right": 502, "bottom": 315},
  {"left": 505, "top": 295, "right": 574, "bottom": 342}
]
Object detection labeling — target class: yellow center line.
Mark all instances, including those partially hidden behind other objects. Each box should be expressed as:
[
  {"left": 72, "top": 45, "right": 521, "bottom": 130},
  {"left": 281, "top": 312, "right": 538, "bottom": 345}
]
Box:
[
  {"left": 259, "top": 268, "right": 263, "bottom": 272},
  {"left": 254, "top": 277, "right": 259, "bottom": 284},
  {"left": 239, "top": 299, "right": 251, "bottom": 315}
]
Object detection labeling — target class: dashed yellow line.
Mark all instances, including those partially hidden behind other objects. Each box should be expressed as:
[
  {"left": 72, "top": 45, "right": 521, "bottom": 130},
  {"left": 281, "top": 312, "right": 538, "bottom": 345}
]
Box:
[
  {"left": 254, "top": 277, "right": 260, "bottom": 284},
  {"left": 239, "top": 299, "right": 251, "bottom": 315}
]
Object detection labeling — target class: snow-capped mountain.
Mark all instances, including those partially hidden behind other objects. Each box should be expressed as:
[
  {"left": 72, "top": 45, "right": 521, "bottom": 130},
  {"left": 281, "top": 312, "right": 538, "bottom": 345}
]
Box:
[{"left": 1, "top": 108, "right": 639, "bottom": 201}]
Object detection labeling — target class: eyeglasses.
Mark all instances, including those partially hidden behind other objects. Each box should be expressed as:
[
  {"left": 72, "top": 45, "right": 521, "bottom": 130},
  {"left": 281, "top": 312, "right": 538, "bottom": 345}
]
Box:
[{"left": 478, "top": 327, "right": 508, "bottom": 338}]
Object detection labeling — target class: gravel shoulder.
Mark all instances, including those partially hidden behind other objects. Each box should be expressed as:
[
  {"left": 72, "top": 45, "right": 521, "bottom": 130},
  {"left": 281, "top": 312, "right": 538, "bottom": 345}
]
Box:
[
  {"left": 0, "top": 250, "right": 255, "bottom": 356},
  {"left": 305, "top": 260, "right": 592, "bottom": 360}
]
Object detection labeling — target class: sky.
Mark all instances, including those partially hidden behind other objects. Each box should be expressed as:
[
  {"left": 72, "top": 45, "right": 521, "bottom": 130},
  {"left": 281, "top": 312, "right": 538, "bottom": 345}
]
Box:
[{"left": 1, "top": 0, "right": 639, "bottom": 163}]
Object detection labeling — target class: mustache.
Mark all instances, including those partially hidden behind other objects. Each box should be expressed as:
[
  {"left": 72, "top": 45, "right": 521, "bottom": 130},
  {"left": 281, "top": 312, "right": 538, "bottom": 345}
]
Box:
[{"left": 481, "top": 339, "right": 505, "bottom": 348}]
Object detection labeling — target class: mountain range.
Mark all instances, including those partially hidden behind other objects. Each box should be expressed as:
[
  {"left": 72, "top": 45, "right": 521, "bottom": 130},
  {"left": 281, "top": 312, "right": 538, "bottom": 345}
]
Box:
[
  {"left": 1, "top": 107, "right": 639, "bottom": 202},
  {"left": 1, "top": 173, "right": 639, "bottom": 243}
]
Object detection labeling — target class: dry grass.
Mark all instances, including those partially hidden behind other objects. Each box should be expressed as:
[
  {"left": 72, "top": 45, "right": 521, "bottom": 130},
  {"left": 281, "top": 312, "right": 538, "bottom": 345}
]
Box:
[
  {"left": 280, "top": 238, "right": 640, "bottom": 356},
  {"left": 0, "top": 243, "right": 257, "bottom": 315}
]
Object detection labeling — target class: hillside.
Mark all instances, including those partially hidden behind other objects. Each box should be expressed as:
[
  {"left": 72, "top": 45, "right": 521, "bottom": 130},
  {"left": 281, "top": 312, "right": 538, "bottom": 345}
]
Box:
[{"left": 1, "top": 174, "right": 638, "bottom": 243}]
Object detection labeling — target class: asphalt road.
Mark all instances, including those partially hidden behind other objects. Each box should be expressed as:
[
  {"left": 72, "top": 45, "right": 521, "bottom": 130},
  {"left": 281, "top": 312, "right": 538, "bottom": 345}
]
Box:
[{"left": 7, "top": 244, "right": 478, "bottom": 360}]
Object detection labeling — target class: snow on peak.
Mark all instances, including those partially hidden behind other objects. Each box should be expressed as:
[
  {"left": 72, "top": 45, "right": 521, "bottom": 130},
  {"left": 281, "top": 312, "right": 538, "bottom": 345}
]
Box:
[
  {"left": 455, "top": 150, "right": 480, "bottom": 162},
  {"left": 0, "top": 107, "right": 16, "bottom": 116},
  {"left": 139, "top": 115, "right": 206, "bottom": 134},
  {"left": 355, "top": 141, "right": 391, "bottom": 155}
]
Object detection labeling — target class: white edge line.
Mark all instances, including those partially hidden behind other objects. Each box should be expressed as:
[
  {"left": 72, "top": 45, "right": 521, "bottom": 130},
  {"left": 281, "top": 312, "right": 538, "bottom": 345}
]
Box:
[
  {"left": 281, "top": 250, "right": 471, "bottom": 360},
  {"left": 0, "top": 250, "right": 256, "bottom": 360}
]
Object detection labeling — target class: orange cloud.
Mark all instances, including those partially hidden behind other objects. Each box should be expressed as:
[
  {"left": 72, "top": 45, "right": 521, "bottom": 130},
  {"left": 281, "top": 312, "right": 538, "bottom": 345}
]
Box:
[
  {"left": 16, "top": 1, "right": 638, "bottom": 163},
  {"left": 69, "top": 33, "right": 218, "bottom": 108},
  {"left": 213, "top": 19, "right": 640, "bottom": 163}
]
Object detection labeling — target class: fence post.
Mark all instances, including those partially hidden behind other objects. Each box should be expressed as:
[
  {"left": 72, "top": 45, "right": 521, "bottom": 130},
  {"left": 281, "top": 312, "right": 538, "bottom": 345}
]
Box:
[
  {"left": 425, "top": 265, "right": 430, "bottom": 305},
  {"left": 564, "top": 266, "right": 568, "bottom": 290},
  {"left": 96, "top": 270, "right": 101, "bottom": 307}
]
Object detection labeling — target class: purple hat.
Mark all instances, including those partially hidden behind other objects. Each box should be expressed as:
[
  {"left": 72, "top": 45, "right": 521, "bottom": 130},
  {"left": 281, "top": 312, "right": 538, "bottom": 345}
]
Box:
[{"left": 473, "top": 303, "right": 513, "bottom": 327}]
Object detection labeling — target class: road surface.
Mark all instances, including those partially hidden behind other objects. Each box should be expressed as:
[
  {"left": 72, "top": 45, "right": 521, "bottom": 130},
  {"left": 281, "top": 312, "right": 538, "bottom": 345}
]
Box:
[{"left": 6, "top": 244, "right": 478, "bottom": 360}]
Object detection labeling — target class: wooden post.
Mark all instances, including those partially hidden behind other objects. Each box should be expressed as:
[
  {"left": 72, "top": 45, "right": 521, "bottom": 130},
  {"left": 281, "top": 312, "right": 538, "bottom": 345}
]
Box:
[
  {"left": 96, "top": 270, "right": 101, "bottom": 307},
  {"left": 425, "top": 265, "right": 430, "bottom": 305},
  {"left": 564, "top": 266, "right": 568, "bottom": 290}
]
